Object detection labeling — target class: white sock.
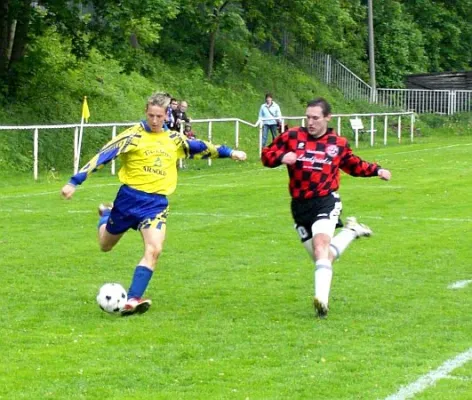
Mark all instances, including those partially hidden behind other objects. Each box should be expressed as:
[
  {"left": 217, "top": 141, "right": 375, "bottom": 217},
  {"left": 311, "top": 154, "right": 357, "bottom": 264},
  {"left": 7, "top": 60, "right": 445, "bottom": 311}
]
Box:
[
  {"left": 329, "top": 228, "right": 356, "bottom": 260},
  {"left": 315, "top": 259, "right": 332, "bottom": 305}
]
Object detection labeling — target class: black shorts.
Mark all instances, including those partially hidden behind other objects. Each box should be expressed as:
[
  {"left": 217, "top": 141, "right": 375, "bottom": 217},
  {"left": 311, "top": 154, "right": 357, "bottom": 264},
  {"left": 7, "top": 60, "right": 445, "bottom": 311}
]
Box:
[{"left": 291, "top": 192, "right": 343, "bottom": 242}]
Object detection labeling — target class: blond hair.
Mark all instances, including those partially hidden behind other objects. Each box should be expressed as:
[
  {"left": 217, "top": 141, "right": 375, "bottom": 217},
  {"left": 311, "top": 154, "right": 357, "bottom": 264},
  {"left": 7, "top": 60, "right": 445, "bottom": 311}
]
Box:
[{"left": 146, "top": 92, "right": 171, "bottom": 110}]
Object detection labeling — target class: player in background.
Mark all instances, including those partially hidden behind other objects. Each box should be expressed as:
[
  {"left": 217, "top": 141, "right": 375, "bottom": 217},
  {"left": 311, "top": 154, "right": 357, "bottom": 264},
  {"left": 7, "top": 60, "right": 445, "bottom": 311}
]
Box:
[
  {"left": 61, "top": 92, "right": 247, "bottom": 316},
  {"left": 261, "top": 97, "right": 391, "bottom": 318}
]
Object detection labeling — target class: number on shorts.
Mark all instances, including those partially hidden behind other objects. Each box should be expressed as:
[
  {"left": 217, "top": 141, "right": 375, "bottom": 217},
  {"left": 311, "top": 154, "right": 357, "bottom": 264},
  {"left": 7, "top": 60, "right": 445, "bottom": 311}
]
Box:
[{"left": 296, "top": 225, "right": 310, "bottom": 240}]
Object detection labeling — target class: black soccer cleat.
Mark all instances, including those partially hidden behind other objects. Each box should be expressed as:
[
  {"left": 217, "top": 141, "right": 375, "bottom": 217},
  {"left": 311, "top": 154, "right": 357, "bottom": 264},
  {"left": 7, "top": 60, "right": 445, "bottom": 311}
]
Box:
[{"left": 313, "top": 297, "right": 329, "bottom": 319}]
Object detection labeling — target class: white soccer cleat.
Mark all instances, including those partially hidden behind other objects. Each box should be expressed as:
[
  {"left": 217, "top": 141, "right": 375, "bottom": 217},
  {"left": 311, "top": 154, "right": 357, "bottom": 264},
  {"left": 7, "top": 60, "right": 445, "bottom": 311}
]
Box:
[
  {"left": 121, "top": 297, "right": 152, "bottom": 316},
  {"left": 345, "top": 216, "right": 372, "bottom": 238},
  {"left": 98, "top": 202, "right": 114, "bottom": 217}
]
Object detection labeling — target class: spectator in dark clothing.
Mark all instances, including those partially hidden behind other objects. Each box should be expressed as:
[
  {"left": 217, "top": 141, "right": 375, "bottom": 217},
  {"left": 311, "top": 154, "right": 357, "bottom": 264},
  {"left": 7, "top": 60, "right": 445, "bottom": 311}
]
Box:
[
  {"left": 172, "top": 100, "right": 190, "bottom": 132},
  {"left": 166, "top": 98, "right": 178, "bottom": 130}
]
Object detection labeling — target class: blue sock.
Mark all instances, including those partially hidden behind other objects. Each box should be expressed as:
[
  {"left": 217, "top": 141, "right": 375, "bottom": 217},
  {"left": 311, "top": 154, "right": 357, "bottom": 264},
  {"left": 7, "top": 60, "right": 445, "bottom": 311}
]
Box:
[
  {"left": 97, "top": 209, "right": 111, "bottom": 228},
  {"left": 127, "top": 266, "right": 154, "bottom": 299}
]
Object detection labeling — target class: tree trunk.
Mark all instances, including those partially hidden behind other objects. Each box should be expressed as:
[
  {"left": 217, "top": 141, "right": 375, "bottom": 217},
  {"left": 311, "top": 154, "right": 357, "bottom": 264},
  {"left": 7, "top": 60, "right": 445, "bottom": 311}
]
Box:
[
  {"left": 7, "top": 20, "right": 17, "bottom": 60},
  {"left": 207, "top": 29, "right": 216, "bottom": 79},
  {"left": 206, "top": 1, "right": 230, "bottom": 80},
  {"left": 0, "top": 0, "right": 10, "bottom": 82},
  {"left": 9, "top": 0, "right": 31, "bottom": 67}
]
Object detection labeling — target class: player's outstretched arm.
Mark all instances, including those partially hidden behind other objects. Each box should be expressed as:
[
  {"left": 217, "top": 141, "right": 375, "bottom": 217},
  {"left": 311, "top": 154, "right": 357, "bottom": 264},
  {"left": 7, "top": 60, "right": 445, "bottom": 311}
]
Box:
[
  {"left": 183, "top": 136, "right": 246, "bottom": 161},
  {"left": 61, "top": 183, "right": 76, "bottom": 199},
  {"left": 231, "top": 150, "right": 247, "bottom": 161},
  {"left": 378, "top": 168, "right": 392, "bottom": 181}
]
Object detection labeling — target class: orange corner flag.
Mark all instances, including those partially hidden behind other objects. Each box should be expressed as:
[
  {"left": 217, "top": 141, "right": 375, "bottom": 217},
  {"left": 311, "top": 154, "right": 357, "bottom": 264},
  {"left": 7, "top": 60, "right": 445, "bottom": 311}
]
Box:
[{"left": 82, "top": 96, "right": 90, "bottom": 122}]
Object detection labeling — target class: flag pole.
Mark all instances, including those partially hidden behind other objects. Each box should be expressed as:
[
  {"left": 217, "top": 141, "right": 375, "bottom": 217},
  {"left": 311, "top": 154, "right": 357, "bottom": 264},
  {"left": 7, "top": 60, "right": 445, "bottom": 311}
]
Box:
[
  {"left": 75, "top": 116, "right": 85, "bottom": 174},
  {"left": 73, "top": 126, "right": 79, "bottom": 174},
  {"left": 75, "top": 96, "right": 90, "bottom": 174}
]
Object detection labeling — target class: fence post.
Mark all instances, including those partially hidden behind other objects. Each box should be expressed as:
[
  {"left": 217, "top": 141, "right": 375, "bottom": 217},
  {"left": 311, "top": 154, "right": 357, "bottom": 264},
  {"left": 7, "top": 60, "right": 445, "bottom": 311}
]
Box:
[
  {"left": 384, "top": 115, "right": 388, "bottom": 145},
  {"left": 371, "top": 87, "right": 377, "bottom": 104},
  {"left": 370, "top": 115, "right": 375, "bottom": 146},
  {"left": 354, "top": 115, "right": 360, "bottom": 148},
  {"left": 111, "top": 125, "right": 117, "bottom": 175},
  {"left": 73, "top": 126, "right": 79, "bottom": 174},
  {"left": 326, "top": 55, "right": 332, "bottom": 84},
  {"left": 235, "top": 120, "right": 240, "bottom": 149},
  {"left": 446, "top": 90, "right": 458, "bottom": 115},
  {"left": 178, "top": 123, "right": 185, "bottom": 169},
  {"left": 397, "top": 116, "right": 402, "bottom": 143},
  {"left": 33, "top": 128, "right": 39, "bottom": 181},
  {"left": 208, "top": 121, "right": 212, "bottom": 166},
  {"left": 451, "top": 91, "right": 456, "bottom": 115},
  {"left": 410, "top": 113, "right": 415, "bottom": 142}
]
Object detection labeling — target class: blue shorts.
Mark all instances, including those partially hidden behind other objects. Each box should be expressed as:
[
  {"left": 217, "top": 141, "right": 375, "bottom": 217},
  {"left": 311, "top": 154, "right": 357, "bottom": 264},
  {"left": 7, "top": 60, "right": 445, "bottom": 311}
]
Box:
[{"left": 106, "top": 185, "right": 169, "bottom": 235}]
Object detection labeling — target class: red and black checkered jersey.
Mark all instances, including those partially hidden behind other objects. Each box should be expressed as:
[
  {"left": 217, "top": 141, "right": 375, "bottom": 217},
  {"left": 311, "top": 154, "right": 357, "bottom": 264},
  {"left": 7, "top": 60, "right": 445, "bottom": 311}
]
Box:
[{"left": 261, "top": 127, "right": 380, "bottom": 199}]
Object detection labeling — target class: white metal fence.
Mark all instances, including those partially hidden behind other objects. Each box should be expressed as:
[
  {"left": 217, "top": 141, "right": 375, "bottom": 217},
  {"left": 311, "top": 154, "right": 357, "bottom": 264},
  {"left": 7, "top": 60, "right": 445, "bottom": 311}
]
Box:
[
  {"left": 0, "top": 110, "right": 414, "bottom": 180},
  {"left": 259, "top": 111, "right": 414, "bottom": 154},
  {"left": 298, "top": 52, "right": 472, "bottom": 115},
  {"left": 377, "top": 88, "right": 472, "bottom": 114},
  {"left": 301, "top": 52, "right": 372, "bottom": 101}
]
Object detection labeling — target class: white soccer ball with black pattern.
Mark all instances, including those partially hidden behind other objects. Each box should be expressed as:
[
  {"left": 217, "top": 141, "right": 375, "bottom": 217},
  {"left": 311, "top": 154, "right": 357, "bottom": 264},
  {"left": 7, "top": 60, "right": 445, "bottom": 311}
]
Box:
[{"left": 96, "top": 283, "right": 127, "bottom": 313}]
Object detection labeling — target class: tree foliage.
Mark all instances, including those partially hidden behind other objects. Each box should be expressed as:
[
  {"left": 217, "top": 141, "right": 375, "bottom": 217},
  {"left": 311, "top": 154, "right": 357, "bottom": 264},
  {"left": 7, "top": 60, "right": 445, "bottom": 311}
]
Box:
[
  {"left": 403, "top": 0, "right": 472, "bottom": 72},
  {"left": 0, "top": 0, "right": 471, "bottom": 97},
  {"left": 373, "top": 0, "right": 428, "bottom": 86}
]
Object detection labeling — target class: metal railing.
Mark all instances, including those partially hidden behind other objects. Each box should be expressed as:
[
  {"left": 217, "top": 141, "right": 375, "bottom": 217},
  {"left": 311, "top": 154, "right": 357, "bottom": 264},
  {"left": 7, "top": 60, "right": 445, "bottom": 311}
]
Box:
[
  {"left": 1, "top": 111, "right": 414, "bottom": 180},
  {"left": 377, "top": 88, "right": 472, "bottom": 115},
  {"left": 299, "top": 52, "right": 372, "bottom": 102},
  {"left": 297, "top": 51, "right": 472, "bottom": 115},
  {"left": 332, "top": 60, "right": 372, "bottom": 102},
  {"left": 259, "top": 111, "right": 414, "bottom": 154}
]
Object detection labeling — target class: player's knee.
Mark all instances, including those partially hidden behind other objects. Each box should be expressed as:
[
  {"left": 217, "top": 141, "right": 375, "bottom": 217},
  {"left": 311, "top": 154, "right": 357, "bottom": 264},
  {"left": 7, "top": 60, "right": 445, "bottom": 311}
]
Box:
[
  {"left": 99, "top": 243, "right": 114, "bottom": 252},
  {"left": 313, "top": 236, "right": 331, "bottom": 259},
  {"left": 99, "top": 238, "right": 117, "bottom": 252},
  {"left": 145, "top": 243, "right": 163, "bottom": 262}
]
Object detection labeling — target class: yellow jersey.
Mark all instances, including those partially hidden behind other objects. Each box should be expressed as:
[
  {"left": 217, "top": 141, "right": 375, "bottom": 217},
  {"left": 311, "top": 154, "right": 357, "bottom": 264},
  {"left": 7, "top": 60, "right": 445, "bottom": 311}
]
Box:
[{"left": 70, "top": 121, "right": 233, "bottom": 195}]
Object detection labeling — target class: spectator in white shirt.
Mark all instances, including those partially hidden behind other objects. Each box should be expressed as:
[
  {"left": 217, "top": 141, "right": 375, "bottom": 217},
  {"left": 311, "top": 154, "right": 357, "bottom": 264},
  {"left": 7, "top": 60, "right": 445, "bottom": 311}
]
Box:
[{"left": 258, "top": 93, "right": 282, "bottom": 146}]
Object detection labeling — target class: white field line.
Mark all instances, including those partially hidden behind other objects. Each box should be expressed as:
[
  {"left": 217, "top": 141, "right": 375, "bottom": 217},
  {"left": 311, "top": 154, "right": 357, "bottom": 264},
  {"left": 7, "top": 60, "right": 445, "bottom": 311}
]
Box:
[
  {"left": 0, "top": 209, "right": 259, "bottom": 218},
  {"left": 0, "top": 190, "right": 60, "bottom": 199},
  {"left": 447, "top": 280, "right": 472, "bottom": 289},
  {"left": 0, "top": 170, "right": 268, "bottom": 199},
  {"left": 0, "top": 183, "right": 120, "bottom": 199},
  {"left": 444, "top": 375, "right": 472, "bottom": 381},
  {"left": 0, "top": 207, "right": 471, "bottom": 226},
  {"left": 375, "top": 142, "right": 472, "bottom": 157},
  {"left": 361, "top": 215, "right": 472, "bottom": 223},
  {"left": 384, "top": 348, "right": 472, "bottom": 400},
  {"left": 0, "top": 182, "right": 405, "bottom": 200}
]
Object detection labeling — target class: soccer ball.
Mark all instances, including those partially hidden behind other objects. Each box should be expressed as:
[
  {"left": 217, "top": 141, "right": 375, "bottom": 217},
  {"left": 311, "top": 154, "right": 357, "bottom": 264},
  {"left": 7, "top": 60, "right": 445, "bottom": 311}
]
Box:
[{"left": 96, "top": 283, "right": 127, "bottom": 314}]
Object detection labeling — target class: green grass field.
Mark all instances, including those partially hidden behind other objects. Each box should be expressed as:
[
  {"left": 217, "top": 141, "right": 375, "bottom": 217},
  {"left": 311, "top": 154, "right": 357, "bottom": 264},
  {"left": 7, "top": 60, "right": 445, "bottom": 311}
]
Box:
[{"left": 1, "top": 136, "right": 471, "bottom": 399}]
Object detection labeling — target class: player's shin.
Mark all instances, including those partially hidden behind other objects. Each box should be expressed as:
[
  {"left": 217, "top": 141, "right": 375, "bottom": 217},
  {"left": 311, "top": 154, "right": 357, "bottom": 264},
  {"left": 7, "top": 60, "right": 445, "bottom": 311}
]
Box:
[
  {"left": 329, "top": 228, "right": 357, "bottom": 260},
  {"left": 127, "top": 265, "right": 154, "bottom": 299},
  {"left": 314, "top": 259, "right": 333, "bottom": 305}
]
